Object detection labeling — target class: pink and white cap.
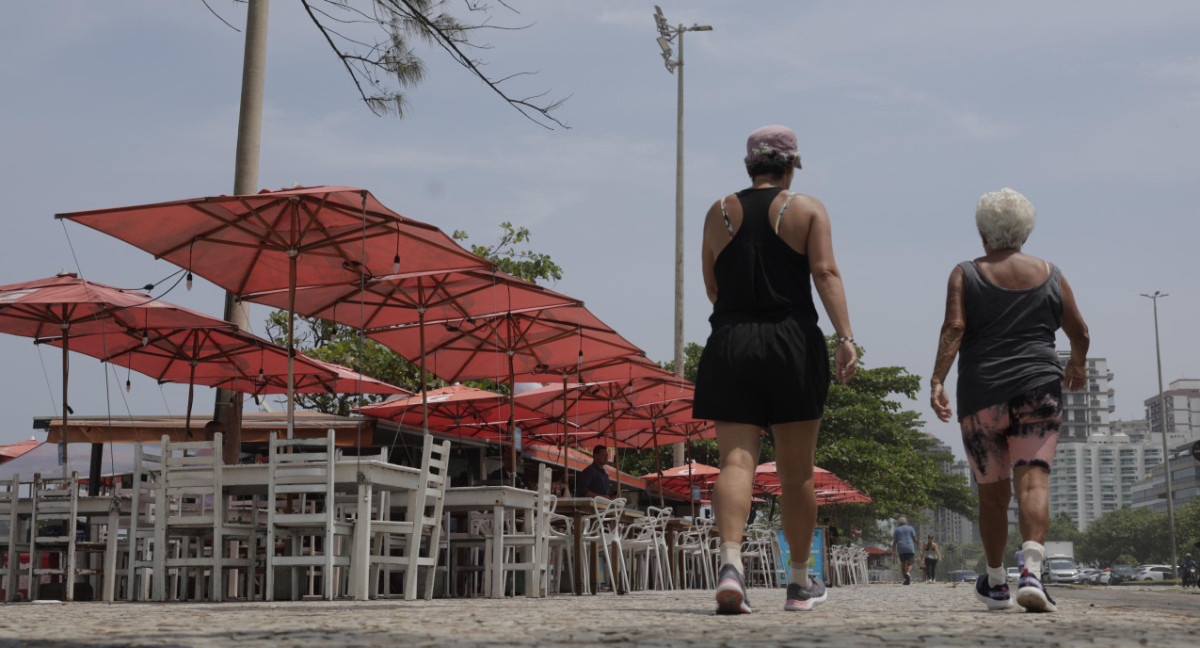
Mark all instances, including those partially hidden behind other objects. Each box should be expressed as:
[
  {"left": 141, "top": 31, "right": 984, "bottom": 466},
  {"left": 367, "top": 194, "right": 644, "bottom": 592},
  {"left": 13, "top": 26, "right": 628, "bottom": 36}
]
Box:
[{"left": 745, "top": 124, "right": 802, "bottom": 168}]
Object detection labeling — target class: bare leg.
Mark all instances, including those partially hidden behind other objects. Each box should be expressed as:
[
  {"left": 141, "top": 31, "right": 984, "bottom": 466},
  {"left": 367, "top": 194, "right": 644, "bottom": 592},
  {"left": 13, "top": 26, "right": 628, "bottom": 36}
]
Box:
[
  {"left": 772, "top": 420, "right": 821, "bottom": 569},
  {"left": 1013, "top": 465, "right": 1050, "bottom": 544},
  {"left": 712, "top": 422, "right": 762, "bottom": 550},
  {"left": 977, "top": 478, "right": 1012, "bottom": 568}
]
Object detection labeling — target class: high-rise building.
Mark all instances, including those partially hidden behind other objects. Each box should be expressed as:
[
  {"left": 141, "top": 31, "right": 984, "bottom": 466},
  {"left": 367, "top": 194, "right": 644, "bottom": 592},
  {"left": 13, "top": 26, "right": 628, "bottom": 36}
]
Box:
[
  {"left": 1047, "top": 355, "right": 1166, "bottom": 531},
  {"left": 1131, "top": 440, "right": 1200, "bottom": 513},
  {"left": 1050, "top": 434, "right": 1163, "bottom": 531},
  {"left": 1058, "top": 352, "right": 1114, "bottom": 441},
  {"left": 919, "top": 436, "right": 977, "bottom": 546},
  {"left": 1144, "top": 378, "right": 1200, "bottom": 447}
]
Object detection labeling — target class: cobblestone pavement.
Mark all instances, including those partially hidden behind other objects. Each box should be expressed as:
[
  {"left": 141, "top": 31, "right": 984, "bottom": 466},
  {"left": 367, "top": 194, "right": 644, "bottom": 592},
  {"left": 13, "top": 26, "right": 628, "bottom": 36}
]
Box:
[{"left": 1, "top": 583, "right": 1198, "bottom": 648}]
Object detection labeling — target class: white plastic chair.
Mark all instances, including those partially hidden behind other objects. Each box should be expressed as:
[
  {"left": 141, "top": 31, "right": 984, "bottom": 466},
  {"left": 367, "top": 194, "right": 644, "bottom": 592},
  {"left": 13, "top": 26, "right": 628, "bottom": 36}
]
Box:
[
  {"left": 579, "top": 497, "right": 629, "bottom": 594},
  {"left": 28, "top": 472, "right": 107, "bottom": 601}
]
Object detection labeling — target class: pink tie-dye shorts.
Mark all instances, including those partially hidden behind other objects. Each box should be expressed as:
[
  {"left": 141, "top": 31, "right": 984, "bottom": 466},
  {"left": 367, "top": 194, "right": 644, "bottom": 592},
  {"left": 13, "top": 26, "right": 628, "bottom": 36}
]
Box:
[{"left": 960, "top": 381, "right": 1062, "bottom": 484}]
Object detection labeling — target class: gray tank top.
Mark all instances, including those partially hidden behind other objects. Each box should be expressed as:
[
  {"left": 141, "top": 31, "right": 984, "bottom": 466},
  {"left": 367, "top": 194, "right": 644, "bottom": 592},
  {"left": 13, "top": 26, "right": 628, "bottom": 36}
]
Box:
[{"left": 956, "top": 260, "right": 1064, "bottom": 419}]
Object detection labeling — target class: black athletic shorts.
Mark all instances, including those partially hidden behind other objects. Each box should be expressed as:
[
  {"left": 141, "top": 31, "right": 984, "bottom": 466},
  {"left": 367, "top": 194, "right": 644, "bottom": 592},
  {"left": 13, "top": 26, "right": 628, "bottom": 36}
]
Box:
[{"left": 692, "top": 316, "right": 829, "bottom": 427}]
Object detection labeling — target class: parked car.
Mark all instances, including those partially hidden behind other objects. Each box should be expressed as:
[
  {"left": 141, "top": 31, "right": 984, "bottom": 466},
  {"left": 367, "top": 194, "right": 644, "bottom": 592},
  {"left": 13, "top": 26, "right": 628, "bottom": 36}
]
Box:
[
  {"left": 952, "top": 570, "right": 979, "bottom": 583},
  {"left": 1006, "top": 567, "right": 1021, "bottom": 582},
  {"left": 1075, "top": 568, "right": 1102, "bottom": 585},
  {"left": 1135, "top": 565, "right": 1173, "bottom": 581},
  {"left": 1042, "top": 556, "right": 1080, "bottom": 584},
  {"left": 1108, "top": 564, "right": 1136, "bottom": 584}
]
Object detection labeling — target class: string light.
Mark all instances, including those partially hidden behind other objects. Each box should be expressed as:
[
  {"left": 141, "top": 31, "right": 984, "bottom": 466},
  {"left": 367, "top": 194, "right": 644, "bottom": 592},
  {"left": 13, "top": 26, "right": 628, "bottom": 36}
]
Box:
[{"left": 186, "top": 271, "right": 193, "bottom": 291}]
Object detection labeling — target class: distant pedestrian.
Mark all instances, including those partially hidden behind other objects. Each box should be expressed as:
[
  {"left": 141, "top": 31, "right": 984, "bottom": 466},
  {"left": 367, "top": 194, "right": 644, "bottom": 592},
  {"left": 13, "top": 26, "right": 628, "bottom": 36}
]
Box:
[
  {"left": 929, "top": 188, "right": 1089, "bottom": 613},
  {"left": 923, "top": 536, "right": 941, "bottom": 583},
  {"left": 695, "top": 124, "right": 857, "bottom": 615},
  {"left": 891, "top": 517, "right": 918, "bottom": 585}
]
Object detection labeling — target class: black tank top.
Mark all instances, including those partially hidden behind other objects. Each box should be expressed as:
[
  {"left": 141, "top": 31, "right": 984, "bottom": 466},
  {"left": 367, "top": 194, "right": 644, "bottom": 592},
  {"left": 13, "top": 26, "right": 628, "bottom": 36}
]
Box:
[{"left": 710, "top": 187, "right": 819, "bottom": 325}]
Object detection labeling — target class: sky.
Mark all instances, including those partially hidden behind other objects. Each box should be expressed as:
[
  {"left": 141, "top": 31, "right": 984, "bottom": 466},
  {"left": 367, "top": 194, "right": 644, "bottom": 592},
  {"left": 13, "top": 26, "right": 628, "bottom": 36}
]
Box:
[{"left": 1, "top": 1, "right": 1198, "bottom": 461}]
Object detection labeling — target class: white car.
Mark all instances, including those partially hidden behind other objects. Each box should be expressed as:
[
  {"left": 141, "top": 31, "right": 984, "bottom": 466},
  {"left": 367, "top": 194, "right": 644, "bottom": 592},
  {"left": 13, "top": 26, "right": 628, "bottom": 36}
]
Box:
[
  {"left": 1006, "top": 567, "right": 1021, "bottom": 582},
  {"left": 1135, "top": 565, "right": 1173, "bottom": 581}
]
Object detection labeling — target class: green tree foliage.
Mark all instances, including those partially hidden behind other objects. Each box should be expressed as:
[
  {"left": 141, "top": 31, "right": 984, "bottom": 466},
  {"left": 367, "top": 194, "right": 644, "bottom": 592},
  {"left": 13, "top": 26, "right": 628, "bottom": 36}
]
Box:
[
  {"left": 1047, "top": 512, "right": 1083, "bottom": 543},
  {"left": 1076, "top": 505, "right": 1171, "bottom": 567},
  {"left": 265, "top": 224, "right": 560, "bottom": 414},
  {"left": 452, "top": 223, "right": 563, "bottom": 283},
  {"left": 816, "top": 339, "right": 976, "bottom": 521}
]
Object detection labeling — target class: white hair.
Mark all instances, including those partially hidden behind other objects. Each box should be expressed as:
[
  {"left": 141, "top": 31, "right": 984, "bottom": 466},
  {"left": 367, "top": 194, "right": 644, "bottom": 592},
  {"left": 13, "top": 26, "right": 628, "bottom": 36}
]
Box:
[{"left": 975, "top": 188, "right": 1036, "bottom": 251}]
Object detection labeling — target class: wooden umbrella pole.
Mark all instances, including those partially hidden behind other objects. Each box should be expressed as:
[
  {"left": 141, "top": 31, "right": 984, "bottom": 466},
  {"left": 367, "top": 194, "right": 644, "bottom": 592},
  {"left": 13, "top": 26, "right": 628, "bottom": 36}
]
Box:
[
  {"left": 60, "top": 320, "right": 70, "bottom": 479},
  {"left": 608, "top": 397, "right": 620, "bottom": 499},
  {"left": 652, "top": 418, "right": 664, "bottom": 509},
  {"left": 185, "top": 360, "right": 196, "bottom": 439},
  {"left": 419, "top": 307, "right": 429, "bottom": 434},
  {"left": 507, "top": 338, "right": 517, "bottom": 489},
  {"left": 286, "top": 251, "right": 297, "bottom": 439},
  {"left": 559, "top": 373, "right": 569, "bottom": 496}
]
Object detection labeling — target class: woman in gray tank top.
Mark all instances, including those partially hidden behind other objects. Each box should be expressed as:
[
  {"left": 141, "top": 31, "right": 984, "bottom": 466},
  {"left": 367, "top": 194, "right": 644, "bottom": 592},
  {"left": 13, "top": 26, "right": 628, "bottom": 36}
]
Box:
[{"left": 929, "top": 188, "right": 1089, "bottom": 613}]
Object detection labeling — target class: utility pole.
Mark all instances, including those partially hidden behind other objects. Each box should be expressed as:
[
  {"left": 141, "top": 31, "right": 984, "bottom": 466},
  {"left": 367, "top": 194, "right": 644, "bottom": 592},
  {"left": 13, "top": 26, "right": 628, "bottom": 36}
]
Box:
[
  {"left": 1142, "top": 290, "right": 1179, "bottom": 580},
  {"left": 214, "top": 0, "right": 268, "bottom": 465},
  {"left": 654, "top": 6, "right": 711, "bottom": 466}
]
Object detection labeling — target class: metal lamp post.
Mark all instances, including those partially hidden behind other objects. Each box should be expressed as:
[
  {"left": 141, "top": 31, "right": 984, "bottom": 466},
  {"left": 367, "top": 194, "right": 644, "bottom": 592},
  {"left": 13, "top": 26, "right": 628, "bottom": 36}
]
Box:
[
  {"left": 1142, "top": 290, "right": 1179, "bottom": 579},
  {"left": 654, "top": 6, "right": 711, "bottom": 465}
]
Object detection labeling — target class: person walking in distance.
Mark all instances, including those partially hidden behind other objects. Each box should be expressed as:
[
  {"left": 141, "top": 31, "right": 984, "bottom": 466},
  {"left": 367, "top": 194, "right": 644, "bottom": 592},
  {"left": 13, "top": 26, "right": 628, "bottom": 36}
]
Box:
[
  {"left": 694, "top": 125, "right": 857, "bottom": 614},
  {"left": 923, "top": 535, "right": 941, "bottom": 583},
  {"left": 930, "top": 188, "right": 1089, "bottom": 613},
  {"left": 892, "top": 517, "right": 918, "bottom": 585}
]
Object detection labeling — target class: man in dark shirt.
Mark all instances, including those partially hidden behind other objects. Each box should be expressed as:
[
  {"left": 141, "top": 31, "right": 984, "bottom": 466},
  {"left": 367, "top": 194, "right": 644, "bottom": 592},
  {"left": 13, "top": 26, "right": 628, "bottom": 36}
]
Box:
[
  {"left": 574, "top": 445, "right": 612, "bottom": 498},
  {"left": 487, "top": 449, "right": 528, "bottom": 489}
]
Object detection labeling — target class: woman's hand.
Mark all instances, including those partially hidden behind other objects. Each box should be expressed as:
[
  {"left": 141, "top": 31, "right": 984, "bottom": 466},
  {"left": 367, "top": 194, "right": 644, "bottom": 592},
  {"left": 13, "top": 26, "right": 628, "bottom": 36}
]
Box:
[
  {"left": 1063, "top": 359, "right": 1086, "bottom": 392},
  {"left": 931, "top": 382, "right": 953, "bottom": 423},
  {"left": 835, "top": 340, "right": 858, "bottom": 385}
]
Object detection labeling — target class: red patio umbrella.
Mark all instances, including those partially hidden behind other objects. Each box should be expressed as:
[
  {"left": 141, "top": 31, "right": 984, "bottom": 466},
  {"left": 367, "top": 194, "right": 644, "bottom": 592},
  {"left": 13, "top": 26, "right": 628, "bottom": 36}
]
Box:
[
  {"left": 357, "top": 384, "right": 524, "bottom": 443},
  {"left": 754, "top": 461, "right": 872, "bottom": 503},
  {"left": 57, "top": 185, "right": 492, "bottom": 438},
  {"left": 0, "top": 273, "right": 231, "bottom": 480},
  {"left": 37, "top": 325, "right": 336, "bottom": 438},
  {"left": 245, "top": 267, "right": 579, "bottom": 433},
  {"left": 213, "top": 355, "right": 410, "bottom": 397}
]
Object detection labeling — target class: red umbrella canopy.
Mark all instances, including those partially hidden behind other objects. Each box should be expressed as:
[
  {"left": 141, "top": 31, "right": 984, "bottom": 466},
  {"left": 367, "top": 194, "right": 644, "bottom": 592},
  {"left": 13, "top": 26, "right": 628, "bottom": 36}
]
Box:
[
  {"left": 641, "top": 461, "right": 721, "bottom": 493},
  {"left": 0, "top": 273, "right": 231, "bottom": 338},
  {"left": 754, "top": 461, "right": 871, "bottom": 503},
  {"left": 369, "top": 305, "right": 644, "bottom": 384},
  {"left": 356, "top": 384, "right": 532, "bottom": 441},
  {"left": 56, "top": 186, "right": 490, "bottom": 297},
  {"left": 244, "top": 267, "right": 580, "bottom": 334},
  {"left": 37, "top": 326, "right": 334, "bottom": 389}
]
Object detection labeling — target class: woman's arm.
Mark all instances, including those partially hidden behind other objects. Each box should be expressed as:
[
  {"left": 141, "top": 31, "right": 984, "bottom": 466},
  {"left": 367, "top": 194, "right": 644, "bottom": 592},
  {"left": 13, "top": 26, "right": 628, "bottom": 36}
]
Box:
[
  {"left": 1059, "top": 274, "right": 1090, "bottom": 392},
  {"left": 804, "top": 196, "right": 857, "bottom": 384},
  {"left": 700, "top": 200, "right": 725, "bottom": 304},
  {"left": 930, "top": 266, "right": 966, "bottom": 423}
]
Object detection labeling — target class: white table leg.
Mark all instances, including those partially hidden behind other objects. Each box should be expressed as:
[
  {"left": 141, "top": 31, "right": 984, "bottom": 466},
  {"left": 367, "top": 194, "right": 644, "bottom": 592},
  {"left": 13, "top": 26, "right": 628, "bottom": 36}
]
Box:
[
  {"left": 351, "top": 482, "right": 373, "bottom": 600},
  {"left": 491, "top": 504, "right": 504, "bottom": 598},
  {"left": 103, "top": 507, "right": 119, "bottom": 602}
]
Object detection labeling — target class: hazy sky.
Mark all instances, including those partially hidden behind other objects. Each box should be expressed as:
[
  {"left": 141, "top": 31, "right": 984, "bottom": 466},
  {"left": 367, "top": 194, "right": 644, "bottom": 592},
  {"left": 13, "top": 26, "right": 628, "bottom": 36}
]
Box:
[{"left": 2, "top": 1, "right": 1198, "bottom": 461}]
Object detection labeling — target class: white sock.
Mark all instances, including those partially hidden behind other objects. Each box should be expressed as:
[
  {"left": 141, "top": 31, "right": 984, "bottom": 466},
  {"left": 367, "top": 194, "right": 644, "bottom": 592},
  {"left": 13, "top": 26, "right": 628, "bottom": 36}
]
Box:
[
  {"left": 790, "top": 560, "right": 810, "bottom": 586},
  {"left": 720, "top": 542, "right": 743, "bottom": 575},
  {"left": 1022, "top": 541, "right": 1045, "bottom": 577},
  {"left": 987, "top": 565, "right": 1006, "bottom": 586}
]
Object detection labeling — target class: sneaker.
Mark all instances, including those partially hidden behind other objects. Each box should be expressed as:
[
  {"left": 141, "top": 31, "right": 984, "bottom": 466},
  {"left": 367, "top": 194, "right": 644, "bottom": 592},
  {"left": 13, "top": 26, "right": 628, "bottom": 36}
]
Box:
[
  {"left": 1016, "top": 569, "right": 1058, "bottom": 613},
  {"left": 715, "top": 564, "right": 752, "bottom": 615},
  {"left": 784, "top": 575, "right": 827, "bottom": 611},
  {"left": 903, "top": 572, "right": 911, "bottom": 585},
  {"left": 974, "top": 574, "right": 1014, "bottom": 610}
]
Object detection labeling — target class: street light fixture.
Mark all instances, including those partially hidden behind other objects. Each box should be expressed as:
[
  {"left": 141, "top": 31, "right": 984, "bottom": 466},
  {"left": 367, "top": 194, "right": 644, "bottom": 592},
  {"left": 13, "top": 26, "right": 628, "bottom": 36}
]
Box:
[
  {"left": 653, "top": 6, "right": 712, "bottom": 465},
  {"left": 1142, "top": 290, "right": 1179, "bottom": 579}
]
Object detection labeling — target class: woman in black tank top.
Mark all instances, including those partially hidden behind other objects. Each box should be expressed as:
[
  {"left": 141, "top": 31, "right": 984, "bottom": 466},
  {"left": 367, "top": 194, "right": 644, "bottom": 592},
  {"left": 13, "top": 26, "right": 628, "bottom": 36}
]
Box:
[{"left": 696, "top": 125, "right": 857, "bottom": 615}]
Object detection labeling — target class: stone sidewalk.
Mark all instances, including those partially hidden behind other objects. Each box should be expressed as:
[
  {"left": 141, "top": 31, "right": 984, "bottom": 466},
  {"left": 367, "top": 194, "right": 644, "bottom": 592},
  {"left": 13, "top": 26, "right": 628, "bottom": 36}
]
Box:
[{"left": 1, "top": 583, "right": 1197, "bottom": 647}]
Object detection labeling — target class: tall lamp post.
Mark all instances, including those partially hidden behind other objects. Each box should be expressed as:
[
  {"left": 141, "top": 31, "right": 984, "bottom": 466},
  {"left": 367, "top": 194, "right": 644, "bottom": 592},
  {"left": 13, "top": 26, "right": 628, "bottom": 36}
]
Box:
[
  {"left": 1142, "top": 290, "right": 1179, "bottom": 579},
  {"left": 654, "top": 6, "right": 711, "bottom": 465}
]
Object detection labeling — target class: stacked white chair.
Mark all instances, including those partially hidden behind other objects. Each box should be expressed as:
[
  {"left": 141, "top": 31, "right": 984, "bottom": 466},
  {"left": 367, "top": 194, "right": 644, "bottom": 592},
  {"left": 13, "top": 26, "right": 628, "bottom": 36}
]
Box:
[
  {"left": 545, "top": 507, "right": 575, "bottom": 595},
  {"left": 28, "top": 472, "right": 108, "bottom": 601},
  {"left": 364, "top": 434, "right": 451, "bottom": 600},
  {"left": 124, "top": 442, "right": 162, "bottom": 601},
  {"left": 154, "top": 433, "right": 258, "bottom": 602},
  {"left": 579, "top": 496, "right": 629, "bottom": 593},
  {"left": 0, "top": 475, "right": 22, "bottom": 601},
  {"left": 485, "top": 465, "right": 553, "bottom": 597},
  {"left": 265, "top": 430, "right": 352, "bottom": 601},
  {"left": 671, "top": 517, "right": 715, "bottom": 589}
]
